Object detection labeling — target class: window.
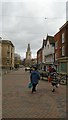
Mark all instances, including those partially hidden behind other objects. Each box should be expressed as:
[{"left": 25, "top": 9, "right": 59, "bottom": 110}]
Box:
[
  {"left": 61, "top": 62, "right": 67, "bottom": 73},
  {"left": 55, "top": 41, "right": 58, "bottom": 49},
  {"left": 48, "top": 44, "right": 49, "bottom": 48},
  {"left": 62, "top": 33, "right": 65, "bottom": 43},
  {"left": 62, "top": 46, "right": 65, "bottom": 56},
  {"left": 7, "top": 59, "right": 10, "bottom": 64}
]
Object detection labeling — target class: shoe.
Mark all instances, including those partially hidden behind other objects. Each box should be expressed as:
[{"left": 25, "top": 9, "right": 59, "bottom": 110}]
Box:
[
  {"left": 33, "top": 91, "right": 36, "bottom": 93},
  {"left": 56, "top": 85, "right": 58, "bottom": 88},
  {"left": 32, "top": 90, "right": 36, "bottom": 93},
  {"left": 52, "top": 89, "right": 55, "bottom": 92}
]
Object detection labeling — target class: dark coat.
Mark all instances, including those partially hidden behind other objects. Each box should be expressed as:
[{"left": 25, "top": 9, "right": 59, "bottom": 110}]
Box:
[{"left": 30, "top": 70, "right": 40, "bottom": 84}]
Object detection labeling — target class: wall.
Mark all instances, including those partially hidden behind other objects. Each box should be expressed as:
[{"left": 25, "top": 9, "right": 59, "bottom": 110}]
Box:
[
  {"left": 54, "top": 31, "right": 61, "bottom": 59},
  {"left": 37, "top": 48, "right": 42, "bottom": 64}
]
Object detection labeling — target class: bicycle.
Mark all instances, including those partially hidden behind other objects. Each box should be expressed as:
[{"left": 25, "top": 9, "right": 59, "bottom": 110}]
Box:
[{"left": 58, "top": 75, "right": 67, "bottom": 85}]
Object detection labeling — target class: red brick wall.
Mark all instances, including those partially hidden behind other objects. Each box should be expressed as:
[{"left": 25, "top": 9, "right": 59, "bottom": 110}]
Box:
[
  {"left": 54, "top": 31, "right": 62, "bottom": 59},
  {"left": 60, "top": 22, "right": 68, "bottom": 57},
  {"left": 54, "top": 21, "right": 68, "bottom": 59}
]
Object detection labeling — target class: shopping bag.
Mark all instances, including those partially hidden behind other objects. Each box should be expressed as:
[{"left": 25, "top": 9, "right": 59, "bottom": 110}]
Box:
[
  {"left": 57, "top": 83, "right": 59, "bottom": 87},
  {"left": 28, "top": 82, "right": 33, "bottom": 88}
]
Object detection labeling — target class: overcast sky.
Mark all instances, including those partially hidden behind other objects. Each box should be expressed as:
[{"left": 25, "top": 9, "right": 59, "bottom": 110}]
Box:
[{"left": 0, "top": 0, "right": 67, "bottom": 59}]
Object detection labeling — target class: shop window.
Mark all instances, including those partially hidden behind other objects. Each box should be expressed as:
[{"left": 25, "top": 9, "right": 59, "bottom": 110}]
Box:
[{"left": 61, "top": 62, "right": 67, "bottom": 73}]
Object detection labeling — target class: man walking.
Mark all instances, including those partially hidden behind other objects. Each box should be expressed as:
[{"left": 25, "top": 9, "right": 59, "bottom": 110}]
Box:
[{"left": 30, "top": 67, "right": 40, "bottom": 93}]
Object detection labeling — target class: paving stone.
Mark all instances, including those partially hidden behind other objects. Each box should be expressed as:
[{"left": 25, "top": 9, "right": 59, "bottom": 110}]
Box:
[{"left": 2, "top": 68, "right": 66, "bottom": 118}]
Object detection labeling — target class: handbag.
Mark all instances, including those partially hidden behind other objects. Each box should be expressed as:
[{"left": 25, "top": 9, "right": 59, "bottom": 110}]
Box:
[{"left": 28, "top": 82, "right": 33, "bottom": 88}]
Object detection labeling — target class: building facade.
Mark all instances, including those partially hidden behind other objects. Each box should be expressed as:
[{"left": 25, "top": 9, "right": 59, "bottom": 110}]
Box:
[
  {"left": 45, "top": 35, "right": 55, "bottom": 64},
  {"left": 2, "top": 40, "right": 15, "bottom": 69},
  {"left": 60, "top": 21, "right": 68, "bottom": 57},
  {"left": 37, "top": 39, "right": 46, "bottom": 64},
  {"left": 37, "top": 48, "right": 42, "bottom": 64},
  {"left": 54, "top": 31, "right": 61, "bottom": 61},
  {"left": 42, "top": 39, "right": 46, "bottom": 63},
  {"left": 54, "top": 21, "right": 68, "bottom": 75}
]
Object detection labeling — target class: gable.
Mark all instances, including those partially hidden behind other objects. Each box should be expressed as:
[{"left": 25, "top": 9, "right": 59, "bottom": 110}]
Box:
[{"left": 47, "top": 39, "right": 50, "bottom": 45}]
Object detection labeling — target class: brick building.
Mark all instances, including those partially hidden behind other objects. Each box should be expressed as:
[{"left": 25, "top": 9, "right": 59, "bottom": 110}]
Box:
[{"left": 54, "top": 21, "right": 68, "bottom": 75}]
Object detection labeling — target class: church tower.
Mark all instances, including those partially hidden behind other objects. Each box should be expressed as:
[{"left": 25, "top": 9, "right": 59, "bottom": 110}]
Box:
[
  {"left": 26, "top": 43, "right": 31, "bottom": 60},
  {"left": 25, "top": 43, "right": 31, "bottom": 66}
]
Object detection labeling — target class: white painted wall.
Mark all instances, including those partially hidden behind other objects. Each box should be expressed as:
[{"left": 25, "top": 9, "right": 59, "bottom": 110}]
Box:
[
  {"left": 46, "top": 54, "right": 54, "bottom": 63},
  {"left": 45, "top": 40, "right": 54, "bottom": 63},
  {"left": 45, "top": 43, "right": 54, "bottom": 56}
]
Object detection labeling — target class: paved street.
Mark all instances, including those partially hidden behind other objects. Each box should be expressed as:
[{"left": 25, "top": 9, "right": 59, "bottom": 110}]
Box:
[{"left": 2, "top": 68, "right": 66, "bottom": 118}]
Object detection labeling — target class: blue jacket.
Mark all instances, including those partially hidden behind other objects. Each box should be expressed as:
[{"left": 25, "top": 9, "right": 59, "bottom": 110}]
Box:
[{"left": 30, "top": 70, "right": 40, "bottom": 84}]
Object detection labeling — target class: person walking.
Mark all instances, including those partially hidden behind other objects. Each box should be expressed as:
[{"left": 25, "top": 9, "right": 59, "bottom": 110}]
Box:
[
  {"left": 51, "top": 72, "right": 60, "bottom": 92},
  {"left": 48, "top": 65, "right": 53, "bottom": 82},
  {"left": 48, "top": 66, "right": 59, "bottom": 92},
  {"left": 30, "top": 66, "right": 40, "bottom": 93},
  {"left": 48, "top": 65, "right": 52, "bottom": 72}
]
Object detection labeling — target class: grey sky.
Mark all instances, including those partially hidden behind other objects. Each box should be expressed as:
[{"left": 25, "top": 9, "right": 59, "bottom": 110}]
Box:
[{"left": 0, "top": 0, "right": 67, "bottom": 59}]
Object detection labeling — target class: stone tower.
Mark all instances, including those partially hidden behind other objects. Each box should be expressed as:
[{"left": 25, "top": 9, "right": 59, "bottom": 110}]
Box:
[
  {"left": 25, "top": 44, "right": 31, "bottom": 66},
  {"left": 26, "top": 43, "right": 31, "bottom": 60}
]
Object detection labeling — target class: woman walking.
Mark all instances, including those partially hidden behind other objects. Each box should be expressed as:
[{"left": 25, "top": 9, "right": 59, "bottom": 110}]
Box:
[{"left": 30, "top": 67, "right": 40, "bottom": 93}]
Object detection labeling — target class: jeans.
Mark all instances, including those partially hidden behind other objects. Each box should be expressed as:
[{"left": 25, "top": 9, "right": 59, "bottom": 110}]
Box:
[{"left": 32, "top": 83, "right": 37, "bottom": 93}]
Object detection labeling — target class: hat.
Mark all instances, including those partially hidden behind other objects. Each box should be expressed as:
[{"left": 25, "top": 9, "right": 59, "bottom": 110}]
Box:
[{"left": 33, "top": 66, "right": 37, "bottom": 70}]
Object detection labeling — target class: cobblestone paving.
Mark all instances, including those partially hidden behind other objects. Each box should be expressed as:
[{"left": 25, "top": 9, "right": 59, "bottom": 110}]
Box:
[{"left": 2, "top": 68, "right": 66, "bottom": 118}]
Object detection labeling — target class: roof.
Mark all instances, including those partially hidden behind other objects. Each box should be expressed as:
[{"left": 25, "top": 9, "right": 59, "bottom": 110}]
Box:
[
  {"left": 1, "top": 40, "right": 14, "bottom": 47},
  {"left": 46, "top": 35, "right": 55, "bottom": 45},
  {"left": 37, "top": 48, "right": 42, "bottom": 53},
  {"left": 60, "top": 21, "right": 68, "bottom": 30},
  {"left": 42, "top": 39, "right": 47, "bottom": 48}
]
